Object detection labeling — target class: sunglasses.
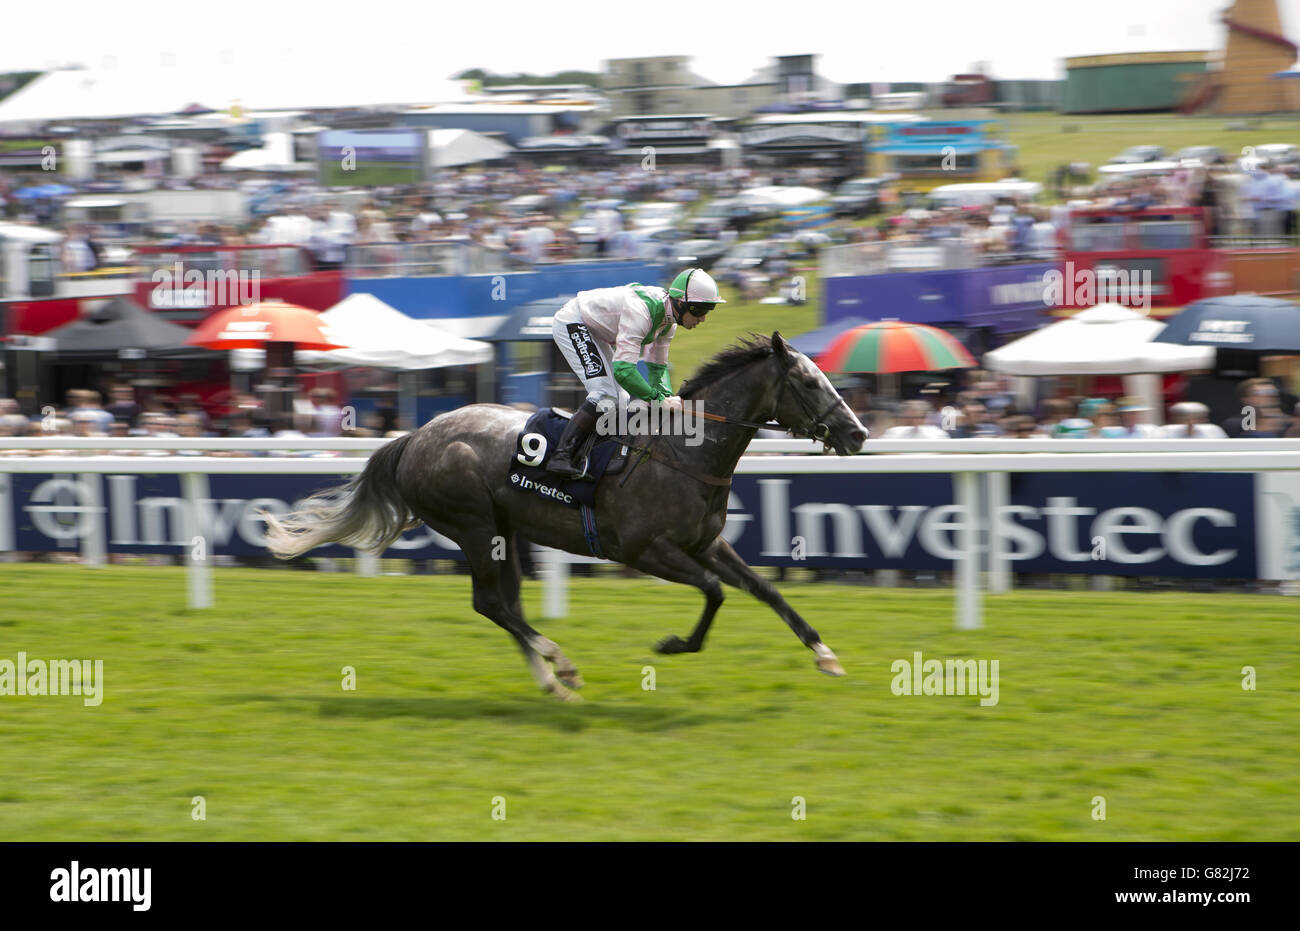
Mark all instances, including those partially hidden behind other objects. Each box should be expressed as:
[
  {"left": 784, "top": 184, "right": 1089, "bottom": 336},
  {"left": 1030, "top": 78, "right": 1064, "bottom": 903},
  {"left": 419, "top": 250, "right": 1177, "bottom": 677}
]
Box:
[{"left": 683, "top": 302, "right": 716, "bottom": 317}]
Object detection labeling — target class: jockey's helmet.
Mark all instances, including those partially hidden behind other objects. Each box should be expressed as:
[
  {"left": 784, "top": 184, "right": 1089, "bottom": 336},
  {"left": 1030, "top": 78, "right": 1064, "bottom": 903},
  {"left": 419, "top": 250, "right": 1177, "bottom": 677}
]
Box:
[{"left": 668, "top": 267, "right": 726, "bottom": 318}]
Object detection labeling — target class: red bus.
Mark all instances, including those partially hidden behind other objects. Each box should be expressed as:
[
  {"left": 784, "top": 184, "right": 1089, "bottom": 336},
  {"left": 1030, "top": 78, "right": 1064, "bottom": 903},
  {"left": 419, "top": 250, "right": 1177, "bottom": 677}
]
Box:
[
  {"left": 131, "top": 243, "right": 344, "bottom": 324},
  {"left": 1, "top": 223, "right": 137, "bottom": 336},
  {"left": 1055, "top": 206, "right": 1233, "bottom": 318}
]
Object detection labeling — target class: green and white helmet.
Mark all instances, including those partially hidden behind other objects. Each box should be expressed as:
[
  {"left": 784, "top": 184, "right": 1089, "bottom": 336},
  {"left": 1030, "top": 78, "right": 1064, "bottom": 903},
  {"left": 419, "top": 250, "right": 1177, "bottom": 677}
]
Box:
[{"left": 667, "top": 267, "right": 726, "bottom": 314}]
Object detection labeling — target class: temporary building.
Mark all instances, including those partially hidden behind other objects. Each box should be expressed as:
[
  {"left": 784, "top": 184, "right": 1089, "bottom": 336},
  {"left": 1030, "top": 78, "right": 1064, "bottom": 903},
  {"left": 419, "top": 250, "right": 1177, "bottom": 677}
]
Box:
[
  {"left": 982, "top": 303, "right": 1216, "bottom": 422},
  {"left": 295, "top": 292, "right": 495, "bottom": 371},
  {"left": 427, "top": 128, "right": 513, "bottom": 169}
]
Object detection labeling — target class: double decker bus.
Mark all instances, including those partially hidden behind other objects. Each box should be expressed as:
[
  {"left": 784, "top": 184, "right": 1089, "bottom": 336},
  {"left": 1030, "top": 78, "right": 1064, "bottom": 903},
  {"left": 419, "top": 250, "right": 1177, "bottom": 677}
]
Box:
[
  {"left": 1, "top": 223, "right": 137, "bottom": 336},
  {"left": 1054, "top": 205, "right": 1233, "bottom": 317},
  {"left": 131, "top": 243, "right": 344, "bottom": 324}
]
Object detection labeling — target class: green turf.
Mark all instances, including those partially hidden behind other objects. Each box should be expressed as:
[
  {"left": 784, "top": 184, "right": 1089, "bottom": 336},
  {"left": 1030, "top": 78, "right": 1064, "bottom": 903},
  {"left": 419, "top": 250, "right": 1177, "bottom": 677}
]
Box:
[
  {"left": 1, "top": 565, "right": 1296, "bottom": 840},
  {"left": 318, "top": 162, "right": 423, "bottom": 188}
]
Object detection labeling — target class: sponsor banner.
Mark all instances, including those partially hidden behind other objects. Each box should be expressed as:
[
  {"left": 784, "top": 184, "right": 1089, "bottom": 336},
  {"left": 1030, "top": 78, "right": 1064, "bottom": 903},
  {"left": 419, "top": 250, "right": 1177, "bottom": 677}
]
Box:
[
  {"left": 824, "top": 264, "right": 1056, "bottom": 336},
  {"left": 783, "top": 205, "right": 835, "bottom": 229},
  {"left": 742, "top": 125, "right": 863, "bottom": 146},
  {"left": 1001, "top": 472, "right": 1253, "bottom": 577},
  {"left": 878, "top": 120, "right": 992, "bottom": 151},
  {"left": 3, "top": 473, "right": 460, "bottom": 559},
  {"left": 723, "top": 471, "right": 1257, "bottom": 577},
  {"left": 0, "top": 469, "right": 1265, "bottom": 578},
  {"left": 614, "top": 119, "right": 713, "bottom": 140}
]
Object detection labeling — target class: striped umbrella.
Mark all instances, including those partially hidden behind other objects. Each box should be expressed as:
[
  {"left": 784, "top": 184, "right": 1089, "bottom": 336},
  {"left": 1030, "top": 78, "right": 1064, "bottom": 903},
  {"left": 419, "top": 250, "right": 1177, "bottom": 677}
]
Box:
[{"left": 817, "top": 320, "right": 976, "bottom": 374}]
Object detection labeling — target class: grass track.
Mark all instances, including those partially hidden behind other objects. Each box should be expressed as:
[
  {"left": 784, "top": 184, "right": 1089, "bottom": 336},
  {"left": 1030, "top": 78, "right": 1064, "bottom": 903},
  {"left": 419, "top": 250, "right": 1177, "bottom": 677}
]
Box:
[{"left": 1, "top": 565, "right": 1297, "bottom": 840}]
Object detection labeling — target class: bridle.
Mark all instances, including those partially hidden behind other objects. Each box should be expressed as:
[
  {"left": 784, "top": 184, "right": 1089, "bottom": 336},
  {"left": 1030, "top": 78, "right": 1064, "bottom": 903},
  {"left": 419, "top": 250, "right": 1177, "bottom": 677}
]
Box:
[
  {"left": 694, "top": 359, "right": 844, "bottom": 445},
  {"left": 622, "top": 356, "right": 846, "bottom": 490}
]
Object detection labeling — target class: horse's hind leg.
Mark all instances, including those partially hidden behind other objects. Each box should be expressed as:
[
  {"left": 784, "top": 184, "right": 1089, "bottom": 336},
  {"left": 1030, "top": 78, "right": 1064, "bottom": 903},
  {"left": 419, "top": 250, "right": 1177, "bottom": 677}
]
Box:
[
  {"left": 410, "top": 438, "right": 579, "bottom": 701},
  {"left": 463, "top": 533, "right": 582, "bottom": 702},
  {"left": 698, "top": 537, "right": 845, "bottom": 677},
  {"left": 500, "top": 535, "right": 583, "bottom": 690}
]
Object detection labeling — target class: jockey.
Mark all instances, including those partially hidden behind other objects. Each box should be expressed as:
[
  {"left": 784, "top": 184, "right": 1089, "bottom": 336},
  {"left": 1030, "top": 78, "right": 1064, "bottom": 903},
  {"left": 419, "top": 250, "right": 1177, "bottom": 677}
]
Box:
[{"left": 546, "top": 267, "right": 726, "bottom": 478}]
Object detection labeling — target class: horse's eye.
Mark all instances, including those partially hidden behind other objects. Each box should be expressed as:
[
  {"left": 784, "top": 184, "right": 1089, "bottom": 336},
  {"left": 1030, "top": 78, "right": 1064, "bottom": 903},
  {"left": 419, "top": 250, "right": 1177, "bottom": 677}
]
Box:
[{"left": 803, "top": 378, "right": 819, "bottom": 389}]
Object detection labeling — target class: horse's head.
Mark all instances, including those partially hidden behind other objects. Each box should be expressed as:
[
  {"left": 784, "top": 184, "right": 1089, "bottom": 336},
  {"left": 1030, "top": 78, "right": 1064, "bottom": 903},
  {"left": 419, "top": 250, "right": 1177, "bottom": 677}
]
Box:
[{"left": 768, "top": 332, "right": 869, "bottom": 455}]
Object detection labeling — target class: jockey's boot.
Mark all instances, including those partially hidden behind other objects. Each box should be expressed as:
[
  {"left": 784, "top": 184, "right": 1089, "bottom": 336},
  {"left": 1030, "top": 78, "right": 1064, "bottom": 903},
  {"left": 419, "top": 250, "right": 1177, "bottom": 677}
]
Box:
[{"left": 546, "top": 399, "right": 600, "bottom": 479}]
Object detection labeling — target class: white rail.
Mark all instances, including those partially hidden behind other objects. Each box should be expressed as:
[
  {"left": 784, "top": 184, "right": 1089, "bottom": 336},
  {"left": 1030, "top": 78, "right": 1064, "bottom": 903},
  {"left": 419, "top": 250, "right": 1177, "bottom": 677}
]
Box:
[
  {"left": 2, "top": 434, "right": 1300, "bottom": 452},
  {"left": 4, "top": 435, "right": 1300, "bottom": 454},
  {"left": 3, "top": 450, "right": 1299, "bottom": 475},
  {"left": 3, "top": 437, "right": 1299, "bottom": 628}
]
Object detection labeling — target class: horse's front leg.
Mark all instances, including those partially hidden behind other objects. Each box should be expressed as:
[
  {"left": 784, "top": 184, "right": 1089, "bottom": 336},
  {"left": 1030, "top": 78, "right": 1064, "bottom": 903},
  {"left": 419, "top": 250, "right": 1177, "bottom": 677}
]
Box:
[
  {"left": 627, "top": 539, "right": 725, "bottom": 655},
  {"left": 698, "top": 537, "right": 845, "bottom": 676}
]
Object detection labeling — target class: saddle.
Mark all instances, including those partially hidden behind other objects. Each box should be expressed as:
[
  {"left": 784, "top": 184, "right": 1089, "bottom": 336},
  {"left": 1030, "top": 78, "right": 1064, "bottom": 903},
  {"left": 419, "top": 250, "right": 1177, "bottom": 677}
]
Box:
[{"left": 508, "top": 408, "right": 629, "bottom": 509}]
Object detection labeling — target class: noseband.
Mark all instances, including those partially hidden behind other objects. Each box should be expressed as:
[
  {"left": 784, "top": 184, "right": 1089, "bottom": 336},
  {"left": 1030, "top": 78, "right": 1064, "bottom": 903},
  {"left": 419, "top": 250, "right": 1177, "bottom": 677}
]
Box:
[
  {"left": 696, "top": 360, "right": 843, "bottom": 444},
  {"left": 771, "top": 370, "right": 844, "bottom": 444}
]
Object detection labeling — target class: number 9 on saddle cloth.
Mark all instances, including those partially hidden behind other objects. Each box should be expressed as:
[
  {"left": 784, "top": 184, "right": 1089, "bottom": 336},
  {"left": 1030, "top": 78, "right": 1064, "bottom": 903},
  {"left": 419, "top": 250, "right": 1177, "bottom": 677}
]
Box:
[{"left": 508, "top": 407, "right": 629, "bottom": 509}]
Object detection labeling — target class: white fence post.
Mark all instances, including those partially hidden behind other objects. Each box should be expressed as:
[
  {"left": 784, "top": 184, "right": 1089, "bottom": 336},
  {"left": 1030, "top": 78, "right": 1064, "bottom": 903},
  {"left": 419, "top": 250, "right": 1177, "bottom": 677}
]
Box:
[
  {"left": 181, "top": 472, "right": 213, "bottom": 609},
  {"left": 0, "top": 473, "right": 13, "bottom": 557},
  {"left": 539, "top": 545, "right": 568, "bottom": 620},
  {"left": 953, "top": 470, "right": 982, "bottom": 630},
  {"left": 78, "top": 472, "right": 106, "bottom": 568},
  {"left": 355, "top": 550, "right": 379, "bottom": 577},
  {"left": 987, "top": 470, "right": 1011, "bottom": 594}
]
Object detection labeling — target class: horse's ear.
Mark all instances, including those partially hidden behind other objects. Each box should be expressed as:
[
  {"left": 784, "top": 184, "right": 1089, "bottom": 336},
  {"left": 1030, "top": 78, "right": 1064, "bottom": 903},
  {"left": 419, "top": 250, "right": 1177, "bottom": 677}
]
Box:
[{"left": 771, "top": 331, "right": 791, "bottom": 365}]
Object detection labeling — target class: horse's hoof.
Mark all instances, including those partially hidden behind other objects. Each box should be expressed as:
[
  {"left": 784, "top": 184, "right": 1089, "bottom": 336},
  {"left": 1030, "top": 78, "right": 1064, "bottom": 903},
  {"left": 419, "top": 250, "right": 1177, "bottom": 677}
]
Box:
[
  {"left": 816, "top": 657, "right": 846, "bottom": 677},
  {"left": 812, "top": 642, "right": 845, "bottom": 677},
  {"left": 557, "top": 670, "right": 584, "bottom": 690},
  {"left": 547, "top": 681, "right": 584, "bottom": 703},
  {"left": 655, "top": 635, "right": 689, "bottom": 655}
]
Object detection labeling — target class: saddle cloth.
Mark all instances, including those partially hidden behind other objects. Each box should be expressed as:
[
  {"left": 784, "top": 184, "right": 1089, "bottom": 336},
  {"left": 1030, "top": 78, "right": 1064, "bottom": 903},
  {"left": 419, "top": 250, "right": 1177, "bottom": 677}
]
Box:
[{"left": 507, "top": 408, "right": 628, "bottom": 509}]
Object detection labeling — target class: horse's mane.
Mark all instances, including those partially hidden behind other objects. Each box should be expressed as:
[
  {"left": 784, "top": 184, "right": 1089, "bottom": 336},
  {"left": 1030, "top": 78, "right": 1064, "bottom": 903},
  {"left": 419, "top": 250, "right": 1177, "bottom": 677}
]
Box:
[{"left": 679, "top": 334, "right": 776, "bottom": 399}]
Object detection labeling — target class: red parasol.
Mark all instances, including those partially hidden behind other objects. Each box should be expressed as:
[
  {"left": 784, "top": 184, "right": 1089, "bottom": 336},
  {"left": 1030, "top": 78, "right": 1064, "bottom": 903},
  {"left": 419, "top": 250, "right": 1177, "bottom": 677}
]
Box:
[{"left": 186, "top": 300, "right": 346, "bottom": 351}]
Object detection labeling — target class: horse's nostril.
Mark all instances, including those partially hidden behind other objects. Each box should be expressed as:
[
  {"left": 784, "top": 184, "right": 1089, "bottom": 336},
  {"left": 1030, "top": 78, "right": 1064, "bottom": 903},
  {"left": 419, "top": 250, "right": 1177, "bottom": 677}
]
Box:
[{"left": 851, "top": 430, "right": 868, "bottom": 445}]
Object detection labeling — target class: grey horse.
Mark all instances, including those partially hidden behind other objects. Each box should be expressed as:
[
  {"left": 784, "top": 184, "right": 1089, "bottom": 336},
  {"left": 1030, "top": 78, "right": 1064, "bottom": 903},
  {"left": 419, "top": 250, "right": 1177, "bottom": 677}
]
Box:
[{"left": 262, "top": 332, "right": 869, "bottom": 701}]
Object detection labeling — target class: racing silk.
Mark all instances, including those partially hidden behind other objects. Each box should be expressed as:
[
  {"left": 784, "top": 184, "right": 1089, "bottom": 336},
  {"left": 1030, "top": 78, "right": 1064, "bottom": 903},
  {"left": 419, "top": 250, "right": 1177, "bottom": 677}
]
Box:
[{"left": 566, "top": 284, "right": 677, "bottom": 400}]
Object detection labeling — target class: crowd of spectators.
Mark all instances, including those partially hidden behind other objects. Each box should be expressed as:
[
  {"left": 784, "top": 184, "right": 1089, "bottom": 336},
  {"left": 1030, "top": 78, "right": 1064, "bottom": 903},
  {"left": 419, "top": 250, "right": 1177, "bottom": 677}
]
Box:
[
  {"left": 831, "top": 152, "right": 1300, "bottom": 267},
  {"left": 853, "top": 374, "right": 1300, "bottom": 441},
  {"left": 845, "top": 200, "right": 1058, "bottom": 260},
  {"left": 8, "top": 374, "right": 1294, "bottom": 457},
  {"left": 1, "top": 162, "right": 816, "bottom": 273},
  {"left": 5, "top": 142, "right": 1299, "bottom": 277},
  {"left": 1097, "top": 158, "right": 1300, "bottom": 238},
  {"left": 4, "top": 152, "right": 1300, "bottom": 450},
  {"left": 0, "top": 386, "right": 406, "bottom": 457}
]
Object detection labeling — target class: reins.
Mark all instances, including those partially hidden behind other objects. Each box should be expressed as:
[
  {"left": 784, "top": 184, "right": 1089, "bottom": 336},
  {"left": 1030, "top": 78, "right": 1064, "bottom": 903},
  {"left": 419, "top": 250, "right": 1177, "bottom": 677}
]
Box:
[
  {"left": 618, "top": 357, "right": 845, "bottom": 489},
  {"left": 690, "top": 363, "right": 843, "bottom": 444}
]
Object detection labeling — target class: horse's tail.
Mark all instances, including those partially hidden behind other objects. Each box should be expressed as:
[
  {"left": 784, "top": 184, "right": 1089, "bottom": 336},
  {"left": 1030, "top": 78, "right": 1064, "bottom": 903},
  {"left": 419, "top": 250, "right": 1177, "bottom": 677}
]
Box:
[{"left": 261, "top": 433, "right": 420, "bottom": 559}]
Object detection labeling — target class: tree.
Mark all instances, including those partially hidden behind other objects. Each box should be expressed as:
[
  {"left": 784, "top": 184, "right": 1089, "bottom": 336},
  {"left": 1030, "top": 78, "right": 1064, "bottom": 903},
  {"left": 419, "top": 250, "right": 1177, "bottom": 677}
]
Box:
[{"left": 451, "top": 67, "right": 602, "bottom": 89}]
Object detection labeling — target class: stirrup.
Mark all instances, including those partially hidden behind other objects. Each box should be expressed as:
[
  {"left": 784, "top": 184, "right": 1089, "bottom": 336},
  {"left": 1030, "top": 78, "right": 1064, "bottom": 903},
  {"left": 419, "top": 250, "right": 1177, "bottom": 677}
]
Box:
[{"left": 548, "top": 454, "right": 588, "bottom": 479}]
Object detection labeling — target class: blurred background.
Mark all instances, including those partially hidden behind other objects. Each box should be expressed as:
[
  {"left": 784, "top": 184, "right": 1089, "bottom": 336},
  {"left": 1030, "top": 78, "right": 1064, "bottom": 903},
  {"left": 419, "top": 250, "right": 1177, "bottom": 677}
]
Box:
[{"left": 2, "top": 0, "right": 1299, "bottom": 843}]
